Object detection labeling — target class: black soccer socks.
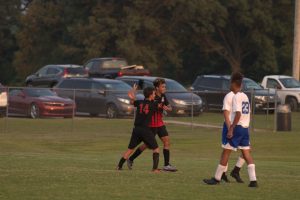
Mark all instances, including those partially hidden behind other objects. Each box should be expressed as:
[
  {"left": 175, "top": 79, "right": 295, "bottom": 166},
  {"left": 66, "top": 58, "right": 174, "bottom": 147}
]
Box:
[
  {"left": 163, "top": 149, "right": 170, "bottom": 166},
  {"left": 129, "top": 148, "right": 143, "bottom": 161},
  {"left": 153, "top": 153, "right": 159, "bottom": 170},
  {"left": 118, "top": 157, "right": 126, "bottom": 169}
]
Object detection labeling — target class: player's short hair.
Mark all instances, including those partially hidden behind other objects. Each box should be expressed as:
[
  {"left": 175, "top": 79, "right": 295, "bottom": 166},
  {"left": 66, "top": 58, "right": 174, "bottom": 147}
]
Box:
[
  {"left": 153, "top": 78, "right": 166, "bottom": 88},
  {"left": 143, "top": 87, "right": 155, "bottom": 98},
  {"left": 230, "top": 72, "right": 244, "bottom": 86}
]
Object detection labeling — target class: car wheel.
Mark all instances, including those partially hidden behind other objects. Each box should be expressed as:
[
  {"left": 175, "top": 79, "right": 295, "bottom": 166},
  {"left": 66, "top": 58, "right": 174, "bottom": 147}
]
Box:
[
  {"left": 286, "top": 97, "right": 298, "bottom": 111},
  {"left": 106, "top": 104, "right": 118, "bottom": 118},
  {"left": 30, "top": 103, "right": 40, "bottom": 119}
]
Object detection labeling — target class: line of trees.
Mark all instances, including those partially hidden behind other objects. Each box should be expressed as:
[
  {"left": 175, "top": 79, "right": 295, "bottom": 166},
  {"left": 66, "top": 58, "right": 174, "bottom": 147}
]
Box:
[{"left": 0, "top": 0, "right": 295, "bottom": 85}]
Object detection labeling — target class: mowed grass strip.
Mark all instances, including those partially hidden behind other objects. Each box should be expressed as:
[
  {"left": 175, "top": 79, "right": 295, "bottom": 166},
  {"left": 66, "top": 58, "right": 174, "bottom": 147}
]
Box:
[{"left": 0, "top": 116, "right": 299, "bottom": 200}]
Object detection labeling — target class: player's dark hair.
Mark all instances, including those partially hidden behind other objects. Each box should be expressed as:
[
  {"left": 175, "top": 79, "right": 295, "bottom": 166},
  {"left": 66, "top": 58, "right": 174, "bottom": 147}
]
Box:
[
  {"left": 143, "top": 87, "right": 155, "bottom": 98},
  {"left": 153, "top": 78, "right": 166, "bottom": 88},
  {"left": 230, "top": 72, "right": 244, "bottom": 87}
]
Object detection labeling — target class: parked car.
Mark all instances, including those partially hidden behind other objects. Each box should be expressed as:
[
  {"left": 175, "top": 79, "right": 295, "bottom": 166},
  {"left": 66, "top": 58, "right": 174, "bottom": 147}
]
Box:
[
  {"left": 54, "top": 78, "right": 134, "bottom": 118},
  {"left": 25, "top": 64, "right": 88, "bottom": 87},
  {"left": 83, "top": 57, "right": 150, "bottom": 79},
  {"left": 117, "top": 76, "right": 203, "bottom": 116},
  {"left": 0, "top": 83, "right": 8, "bottom": 117},
  {"left": 8, "top": 88, "right": 75, "bottom": 118},
  {"left": 191, "top": 75, "right": 277, "bottom": 111},
  {"left": 261, "top": 75, "right": 300, "bottom": 111}
]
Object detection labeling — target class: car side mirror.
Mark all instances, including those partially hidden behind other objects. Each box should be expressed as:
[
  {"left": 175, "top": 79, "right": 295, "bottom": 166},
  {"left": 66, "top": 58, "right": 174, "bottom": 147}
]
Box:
[{"left": 276, "top": 85, "right": 282, "bottom": 90}]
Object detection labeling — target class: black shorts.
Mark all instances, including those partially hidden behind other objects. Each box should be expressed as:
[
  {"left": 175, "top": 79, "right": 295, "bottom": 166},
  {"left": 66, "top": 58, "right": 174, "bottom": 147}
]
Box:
[
  {"left": 128, "top": 126, "right": 158, "bottom": 150},
  {"left": 151, "top": 125, "right": 169, "bottom": 138}
]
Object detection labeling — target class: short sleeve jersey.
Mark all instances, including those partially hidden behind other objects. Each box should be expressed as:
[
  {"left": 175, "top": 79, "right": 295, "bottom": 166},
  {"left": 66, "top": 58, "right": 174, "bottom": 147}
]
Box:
[
  {"left": 149, "top": 94, "right": 169, "bottom": 127},
  {"left": 232, "top": 92, "right": 251, "bottom": 128},
  {"left": 134, "top": 99, "right": 158, "bottom": 127},
  {"left": 222, "top": 91, "right": 234, "bottom": 124}
]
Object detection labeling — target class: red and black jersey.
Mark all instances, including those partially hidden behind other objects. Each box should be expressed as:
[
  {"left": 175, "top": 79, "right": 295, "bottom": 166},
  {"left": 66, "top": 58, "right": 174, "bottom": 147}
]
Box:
[
  {"left": 149, "top": 94, "right": 169, "bottom": 127},
  {"left": 134, "top": 100, "right": 158, "bottom": 128}
]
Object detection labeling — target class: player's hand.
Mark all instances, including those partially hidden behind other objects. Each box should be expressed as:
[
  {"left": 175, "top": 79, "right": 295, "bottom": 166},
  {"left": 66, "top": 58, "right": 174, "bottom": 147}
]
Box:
[
  {"left": 163, "top": 105, "right": 171, "bottom": 111},
  {"left": 128, "top": 84, "right": 138, "bottom": 100},
  {"left": 227, "top": 127, "right": 233, "bottom": 139}
]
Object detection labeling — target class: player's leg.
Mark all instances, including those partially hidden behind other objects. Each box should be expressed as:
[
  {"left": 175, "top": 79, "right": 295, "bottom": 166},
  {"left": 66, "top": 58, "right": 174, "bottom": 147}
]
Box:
[
  {"left": 141, "top": 128, "right": 160, "bottom": 172},
  {"left": 127, "top": 143, "right": 147, "bottom": 169},
  {"left": 117, "top": 149, "right": 134, "bottom": 170},
  {"left": 220, "top": 122, "right": 230, "bottom": 182},
  {"left": 230, "top": 154, "right": 245, "bottom": 183},
  {"left": 127, "top": 128, "right": 157, "bottom": 169},
  {"left": 117, "top": 128, "right": 141, "bottom": 170},
  {"left": 241, "top": 149, "right": 258, "bottom": 187},
  {"left": 239, "top": 127, "right": 258, "bottom": 187},
  {"left": 159, "top": 126, "right": 177, "bottom": 171},
  {"left": 203, "top": 148, "right": 233, "bottom": 185}
]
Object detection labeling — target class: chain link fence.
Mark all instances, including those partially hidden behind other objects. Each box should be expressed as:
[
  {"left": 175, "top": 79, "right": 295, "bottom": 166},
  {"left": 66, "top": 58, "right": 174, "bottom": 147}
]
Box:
[{"left": 1, "top": 87, "right": 299, "bottom": 133}]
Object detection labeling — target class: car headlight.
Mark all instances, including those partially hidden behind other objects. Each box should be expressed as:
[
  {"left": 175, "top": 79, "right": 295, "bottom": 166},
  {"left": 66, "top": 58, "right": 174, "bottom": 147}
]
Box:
[
  {"left": 173, "top": 99, "right": 187, "bottom": 105},
  {"left": 117, "top": 98, "right": 130, "bottom": 104}
]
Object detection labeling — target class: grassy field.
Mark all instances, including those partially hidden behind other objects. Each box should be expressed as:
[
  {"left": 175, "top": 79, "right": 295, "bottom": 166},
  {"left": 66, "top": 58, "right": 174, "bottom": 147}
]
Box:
[{"left": 0, "top": 115, "right": 300, "bottom": 200}]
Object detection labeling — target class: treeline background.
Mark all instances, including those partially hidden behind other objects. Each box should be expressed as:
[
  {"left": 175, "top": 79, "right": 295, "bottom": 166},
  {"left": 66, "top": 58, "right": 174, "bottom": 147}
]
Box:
[{"left": 0, "top": 0, "right": 295, "bottom": 85}]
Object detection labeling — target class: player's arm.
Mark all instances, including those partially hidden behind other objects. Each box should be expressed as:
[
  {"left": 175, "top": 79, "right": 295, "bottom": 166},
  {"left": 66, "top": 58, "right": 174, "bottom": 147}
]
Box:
[
  {"left": 128, "top": 83, "right": 138, "bottom": 104},
  {"left": 163, "top": 96, "right": 172, "bottom": 111},
  {"left": 227, "top": 95, "right": 241, "bottom": 139},
  {"left": 223, "top": 110, "right": 231, "bottom": 129}
]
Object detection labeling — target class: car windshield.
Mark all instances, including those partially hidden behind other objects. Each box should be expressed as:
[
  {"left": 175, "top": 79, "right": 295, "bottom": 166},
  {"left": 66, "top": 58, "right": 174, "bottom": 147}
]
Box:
[
  {"left": 104, "top": 82, "right": 132, "bottom": 91},
  {"left": 102, "top": 60, "right": 128, "bottom": 69},
  {"left": 279, "top": 78, "right": 300, "bottom": 88},
  {"left": 25, "top": 89, "right": 56, "bottom": 97},
  {"left": 243, "top": 79, "right": 263, "bottom": 90},
  {"left": 166, "top": 80, "right": 187, "bottom": 92}
]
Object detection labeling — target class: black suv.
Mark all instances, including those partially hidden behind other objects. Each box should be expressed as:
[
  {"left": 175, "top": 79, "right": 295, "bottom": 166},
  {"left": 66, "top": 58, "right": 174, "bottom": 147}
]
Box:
[
  {"left": 191, "top": 75, "right": 277, "bottom": 111},
  {"left": 54, "top": 78, "right": 134, "bottom": 118},
  {"left": 117, "top": 76, "right": 203, "bottom": 116},
  {"left": 25, "top": 64, "right": 87, "bottom": 87}
]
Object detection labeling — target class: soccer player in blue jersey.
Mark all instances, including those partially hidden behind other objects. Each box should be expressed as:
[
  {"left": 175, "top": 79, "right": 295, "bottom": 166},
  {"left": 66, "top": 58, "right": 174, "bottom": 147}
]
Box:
[{"left": 203, "top": 72, "right": 258, "bottom": 187}]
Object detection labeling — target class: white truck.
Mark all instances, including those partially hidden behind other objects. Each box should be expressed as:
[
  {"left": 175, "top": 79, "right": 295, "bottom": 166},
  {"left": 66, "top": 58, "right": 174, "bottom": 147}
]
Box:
[{"left": 261, "top": 75, "right": 300, "bottom": 111}]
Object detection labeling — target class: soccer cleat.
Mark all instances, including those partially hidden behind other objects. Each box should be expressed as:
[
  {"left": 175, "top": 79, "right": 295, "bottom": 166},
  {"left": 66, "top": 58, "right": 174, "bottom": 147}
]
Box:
[
  {"left": 248, "top": 181, "right": 258, "bottom": 188},
  {"left": 221, "top": 173, "right": 230, "bottom": 183},
  {"left": 230, "top": 171, "right": 244, "bottom": 183},
  {"left": 203, "top": 177, "right": 220, "bottom": 185},
  {"left": 116, "top": 166, "right": 122, "bottom": 170},
  {"left": 163, "top": 164, "right": 178, "bottom": 172},
  {"left": 127, "top": 159, "right": 133, "bottom": 170}
]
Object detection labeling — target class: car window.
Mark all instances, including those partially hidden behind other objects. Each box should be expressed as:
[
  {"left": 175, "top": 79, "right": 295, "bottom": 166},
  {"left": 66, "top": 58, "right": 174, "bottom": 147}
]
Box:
[
  {"left": 91, "top": 61, "right": 100, "bottom": 71},
  {"left": 243, "top": 79, "right": 263, "bottom": 90},
  {"left": 103, "top": 82, "right": 132, "bottom": 91},
  {"left": 24, "top": 88, "right": 56, "bottom": 97},
  {"left": 267, "top": 78, "right": 280, "bottom": 89},
  {"left": 57, "top": 80, "right": 91, "bottom": 90},
  {"left": 9, "top": 89, "right": 22, "bottom": 97},
  {"left": 279, "top": 78, "right": 300, "bottom": 88},
  {"left": 222, "top": 80, "right": 230, "bottom": 90},
  {"left": 197, "top": 78, "right": 223, "bottom": 89},
  {"left": 166, "top": 80, "right": 187, "bottom": 92},
  {"left": 84, "top": 62, "right": 94, "bottom": 70},
  {"left": 37, "top": 66, "right": 48, "bottom": 76},
  {"left": 46, "top": 67, "right": 60, "bottom": 75},
  {"left": 91, "top": 82, "right": 105, "bottom": 90}
]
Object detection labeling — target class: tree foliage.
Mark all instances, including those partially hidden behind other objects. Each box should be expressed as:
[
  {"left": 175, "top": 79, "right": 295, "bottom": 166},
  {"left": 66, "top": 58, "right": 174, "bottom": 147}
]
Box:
[{"left": 0, "top": 0, "right": 295, "bottom": 85}]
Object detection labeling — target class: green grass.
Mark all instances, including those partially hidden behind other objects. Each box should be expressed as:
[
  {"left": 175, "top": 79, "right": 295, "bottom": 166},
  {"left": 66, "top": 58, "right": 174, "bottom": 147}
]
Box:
[{"left": 0, "top": 116, "right": 300, "bottom": 200}]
